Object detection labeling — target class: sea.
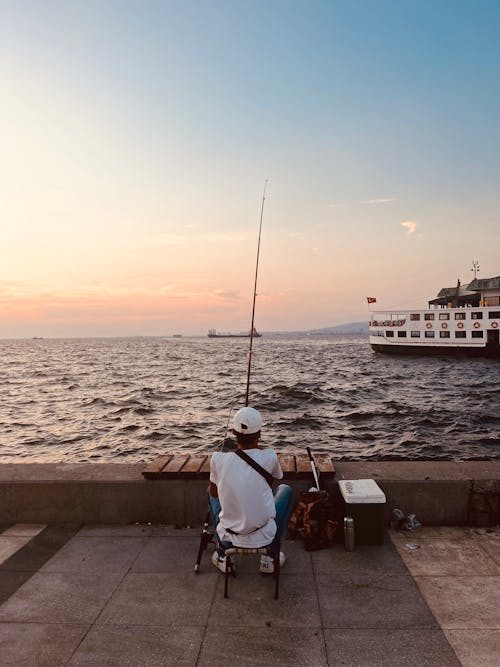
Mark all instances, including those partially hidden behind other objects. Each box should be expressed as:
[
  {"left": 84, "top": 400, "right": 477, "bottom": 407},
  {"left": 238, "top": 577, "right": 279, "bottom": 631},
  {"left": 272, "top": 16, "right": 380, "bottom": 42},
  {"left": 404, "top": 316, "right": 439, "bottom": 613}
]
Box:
[{"left": 0, "top": 334, "right": 499, "bottom": 464}]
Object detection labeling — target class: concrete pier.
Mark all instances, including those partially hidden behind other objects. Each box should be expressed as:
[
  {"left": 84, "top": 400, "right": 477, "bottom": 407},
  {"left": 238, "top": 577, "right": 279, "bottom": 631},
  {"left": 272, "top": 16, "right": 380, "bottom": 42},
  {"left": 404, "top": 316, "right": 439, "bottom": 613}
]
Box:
[
  {"left": 1, "top": 522, "right": 499, "bottom": 666},
  {"left": 0, "top": 461, "right": 498, "bottom": 526}
]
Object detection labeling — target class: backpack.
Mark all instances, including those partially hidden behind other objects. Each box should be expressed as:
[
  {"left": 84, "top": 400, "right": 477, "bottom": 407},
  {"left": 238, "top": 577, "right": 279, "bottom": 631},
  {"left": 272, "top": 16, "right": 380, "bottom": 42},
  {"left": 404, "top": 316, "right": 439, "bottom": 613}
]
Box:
[{"left": 287, "top": 489, "right": 339, "bottom": 551}]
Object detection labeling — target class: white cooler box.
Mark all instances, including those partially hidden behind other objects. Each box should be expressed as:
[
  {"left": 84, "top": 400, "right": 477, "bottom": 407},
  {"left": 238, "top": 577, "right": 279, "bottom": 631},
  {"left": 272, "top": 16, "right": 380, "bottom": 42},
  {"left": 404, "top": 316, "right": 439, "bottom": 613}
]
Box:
[{"left": 338, "top": 479, "right": 386, "bottom": 545}]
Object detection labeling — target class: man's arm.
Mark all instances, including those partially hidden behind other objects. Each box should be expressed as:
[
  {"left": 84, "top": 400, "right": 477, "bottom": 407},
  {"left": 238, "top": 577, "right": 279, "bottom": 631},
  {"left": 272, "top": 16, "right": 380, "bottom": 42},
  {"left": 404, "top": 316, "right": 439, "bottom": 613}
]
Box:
[
  {"left": 209, "top": 452, "right": 220, "bottom": 498},
  {"left": 271, "top": 451, "right": 283, "bottom": 479}
]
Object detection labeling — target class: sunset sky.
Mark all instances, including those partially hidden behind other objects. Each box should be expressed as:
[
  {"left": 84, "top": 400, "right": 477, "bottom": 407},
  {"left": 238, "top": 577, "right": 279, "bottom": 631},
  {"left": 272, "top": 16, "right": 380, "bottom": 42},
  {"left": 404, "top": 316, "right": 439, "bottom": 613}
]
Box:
[{"left": 1, "top": 0, "right": 499, "bottom": 337}]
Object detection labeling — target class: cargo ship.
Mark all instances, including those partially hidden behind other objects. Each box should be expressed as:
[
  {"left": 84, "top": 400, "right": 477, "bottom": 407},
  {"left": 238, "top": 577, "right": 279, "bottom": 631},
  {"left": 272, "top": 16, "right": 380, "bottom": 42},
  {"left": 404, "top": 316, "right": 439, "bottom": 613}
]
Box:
[
  {"left": 208, "top": 328, "right": 262, "bottom": 338},
  {"left": 369, "top": 274, "right": 500, "bottom": 357}
]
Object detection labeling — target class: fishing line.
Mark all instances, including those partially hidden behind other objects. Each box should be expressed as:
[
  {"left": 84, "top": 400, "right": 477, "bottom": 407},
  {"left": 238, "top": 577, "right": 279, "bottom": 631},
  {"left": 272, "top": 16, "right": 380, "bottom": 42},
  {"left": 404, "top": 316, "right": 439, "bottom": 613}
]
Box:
[{"left": 218, "top": 403, "right": 234, "bottom": 451}]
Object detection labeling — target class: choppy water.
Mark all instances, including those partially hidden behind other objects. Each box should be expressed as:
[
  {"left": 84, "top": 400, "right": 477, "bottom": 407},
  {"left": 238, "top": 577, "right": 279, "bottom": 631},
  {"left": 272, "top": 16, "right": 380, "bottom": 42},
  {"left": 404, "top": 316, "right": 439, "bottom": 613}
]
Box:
[{"left": 0, "top": 335, "right": 499, "bottom": 463}]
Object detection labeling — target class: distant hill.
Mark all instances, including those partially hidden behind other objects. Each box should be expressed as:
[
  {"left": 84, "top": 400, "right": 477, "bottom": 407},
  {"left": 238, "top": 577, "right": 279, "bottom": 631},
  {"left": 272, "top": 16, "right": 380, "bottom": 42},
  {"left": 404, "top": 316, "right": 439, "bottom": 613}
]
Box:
[
  {"left": 259, "top": 321, "right": 369, "bottom": 336},
  {"left": 307, "top": 321, "right": 369, "bottom": 334}
]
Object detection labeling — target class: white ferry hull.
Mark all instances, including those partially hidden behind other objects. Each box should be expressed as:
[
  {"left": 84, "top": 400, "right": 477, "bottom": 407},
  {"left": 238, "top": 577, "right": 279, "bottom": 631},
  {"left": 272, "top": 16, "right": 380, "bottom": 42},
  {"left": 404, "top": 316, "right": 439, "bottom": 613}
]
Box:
[
  {"left": 370, "top": 340, "right": 500, "bottom": 358},
  {"left": 369, "top": 306, "right": 500, "bottom": 358}
]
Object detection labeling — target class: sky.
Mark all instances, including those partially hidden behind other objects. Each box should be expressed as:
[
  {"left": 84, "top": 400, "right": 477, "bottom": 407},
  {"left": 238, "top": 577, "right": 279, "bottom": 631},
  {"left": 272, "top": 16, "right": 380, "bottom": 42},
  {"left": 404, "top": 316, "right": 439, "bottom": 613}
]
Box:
[{"left": 1, "top": 0, "right": 499, "bottom": 337}]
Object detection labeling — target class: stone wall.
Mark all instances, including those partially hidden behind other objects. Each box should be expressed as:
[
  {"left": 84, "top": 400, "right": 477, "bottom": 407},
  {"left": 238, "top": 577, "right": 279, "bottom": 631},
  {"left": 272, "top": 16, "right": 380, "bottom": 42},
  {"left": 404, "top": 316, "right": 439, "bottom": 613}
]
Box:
[{"left": 0, "top": 461, "right": 498, "bottom": 526}]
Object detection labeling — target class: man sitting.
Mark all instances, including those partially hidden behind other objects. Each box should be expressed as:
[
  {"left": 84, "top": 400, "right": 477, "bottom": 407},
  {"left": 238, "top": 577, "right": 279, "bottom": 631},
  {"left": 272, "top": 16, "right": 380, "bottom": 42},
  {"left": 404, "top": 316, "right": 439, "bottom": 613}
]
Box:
[{"left": 209, "top": 406, "right": 293, "bottom": 574}]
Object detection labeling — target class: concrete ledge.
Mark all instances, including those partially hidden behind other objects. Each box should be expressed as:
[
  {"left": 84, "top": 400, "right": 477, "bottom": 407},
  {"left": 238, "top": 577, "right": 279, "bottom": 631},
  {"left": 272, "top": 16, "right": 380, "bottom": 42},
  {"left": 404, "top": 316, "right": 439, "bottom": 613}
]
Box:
[{"left": 0, "top": 462, "right": 499, "bottom": 526}]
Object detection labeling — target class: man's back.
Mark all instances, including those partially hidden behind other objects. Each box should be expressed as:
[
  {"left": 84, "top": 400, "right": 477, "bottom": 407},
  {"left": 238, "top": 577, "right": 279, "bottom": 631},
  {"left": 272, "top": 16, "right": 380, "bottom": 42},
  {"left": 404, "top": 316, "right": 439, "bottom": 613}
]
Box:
[{"left": 210, "top": 449, "right": 283, "bottom": 547}]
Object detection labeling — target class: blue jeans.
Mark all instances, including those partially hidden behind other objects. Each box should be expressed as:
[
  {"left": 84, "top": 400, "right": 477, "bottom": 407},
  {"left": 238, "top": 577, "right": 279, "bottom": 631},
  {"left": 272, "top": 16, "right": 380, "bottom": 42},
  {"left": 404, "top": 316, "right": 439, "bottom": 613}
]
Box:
[{"left": 208, "top": 483, "right": 293, "bottom": 552}]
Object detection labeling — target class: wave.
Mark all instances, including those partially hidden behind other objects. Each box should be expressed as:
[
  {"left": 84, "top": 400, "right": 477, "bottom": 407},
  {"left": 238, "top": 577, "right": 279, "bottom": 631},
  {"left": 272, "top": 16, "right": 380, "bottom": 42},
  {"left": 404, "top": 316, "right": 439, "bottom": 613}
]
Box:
[{"left": 0, "top": 334, "right": 499, "bottom": 463}]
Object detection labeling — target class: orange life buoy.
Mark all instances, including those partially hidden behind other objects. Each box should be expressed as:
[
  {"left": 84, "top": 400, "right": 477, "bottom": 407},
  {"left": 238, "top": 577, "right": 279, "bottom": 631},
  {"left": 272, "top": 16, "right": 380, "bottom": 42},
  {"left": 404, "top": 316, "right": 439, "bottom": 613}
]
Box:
[
  {"left": 492, "top": 321, "right": 499, "bottom": 329},
  {"left": 441, "top": 322, "right": 448, "bottom": 329},
  {"left": 457, "top": 322, "right": 464, "bottom": 329},
  {"left": 473, "top": 321, "right": 481, "bottom": 329},
  {"left": 426, "top": 322, "right": 432, "bottom": 329}
]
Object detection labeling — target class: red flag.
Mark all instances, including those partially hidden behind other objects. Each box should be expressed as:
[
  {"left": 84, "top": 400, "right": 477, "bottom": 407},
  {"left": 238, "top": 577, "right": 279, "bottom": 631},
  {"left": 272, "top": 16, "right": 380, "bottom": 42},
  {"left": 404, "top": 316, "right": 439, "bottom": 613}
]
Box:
[{"left": 367, "top": 297, "right": 377, "bottom": 304}]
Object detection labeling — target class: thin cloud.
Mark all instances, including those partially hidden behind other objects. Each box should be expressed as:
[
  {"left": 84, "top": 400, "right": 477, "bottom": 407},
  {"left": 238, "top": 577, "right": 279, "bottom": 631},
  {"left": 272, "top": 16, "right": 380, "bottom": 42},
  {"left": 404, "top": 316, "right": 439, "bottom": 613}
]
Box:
[
  {"left": 361, "top": 198, "right": 396, "bottom": 205},
  {"left": 211, "top": 289, "right": 240, "bottom": 301},
  {"left": 151, "top": 233, "right": 188, "bottom": 246},
  {"left": 0, "top": 281, "right": 32, "bottom": 296},
  {"left": 206, "top": 233, "right": 246, "bottom": 243},
  {"left": 144, "top": 231, "right": 246, "bottom": 247},
  {"left": 400, "top": 220, "right": 417, "bottom": 235},
  {"left": 327, "top": 203, "right": 345, "bottom": 208}
]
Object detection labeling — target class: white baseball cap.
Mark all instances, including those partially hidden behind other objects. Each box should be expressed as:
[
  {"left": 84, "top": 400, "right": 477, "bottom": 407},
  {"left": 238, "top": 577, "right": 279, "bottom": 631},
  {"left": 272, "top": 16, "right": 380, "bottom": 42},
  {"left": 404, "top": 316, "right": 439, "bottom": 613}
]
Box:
[{"left": 232, "top": 407, "right": 263, "bottom": 435}]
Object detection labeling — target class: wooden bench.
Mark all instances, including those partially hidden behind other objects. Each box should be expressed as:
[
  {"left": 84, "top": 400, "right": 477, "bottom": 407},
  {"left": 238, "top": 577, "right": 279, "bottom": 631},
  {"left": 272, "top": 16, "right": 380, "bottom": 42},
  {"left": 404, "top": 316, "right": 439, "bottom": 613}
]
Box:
[{"left": 142, "top": 453, "right": 335, "bottom": 480}]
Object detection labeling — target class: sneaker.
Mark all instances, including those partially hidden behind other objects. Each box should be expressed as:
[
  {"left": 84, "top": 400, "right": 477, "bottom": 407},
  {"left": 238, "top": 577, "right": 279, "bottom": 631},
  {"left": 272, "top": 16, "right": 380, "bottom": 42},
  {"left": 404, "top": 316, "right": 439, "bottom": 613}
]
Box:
[
  {"left": 211, "top": 551, "right": 235, "bottom": 574},
  {"left": 259, "top": 552, "right": 286, "bottom": 574}
]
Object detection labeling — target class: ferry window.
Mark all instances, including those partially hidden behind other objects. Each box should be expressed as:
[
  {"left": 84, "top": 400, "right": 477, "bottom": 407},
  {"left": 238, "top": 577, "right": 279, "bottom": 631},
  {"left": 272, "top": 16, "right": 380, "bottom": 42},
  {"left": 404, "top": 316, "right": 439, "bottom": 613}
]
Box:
[
  {"left": 439, "top": 313, "right": 450, "bottom": 320},
  {"left": 455, "top": 331, "right": 466, "bottom": 339},
  {"left": 440, "top": 331, "right": 450, "bottom": 338},
  {"left": 398, "top": 331, "right": 407, "bottom": 337},
  {"left": 454, "top": 312, "right": 466, "bottom": 320},
  {"left": 411, "top": 331, "right": 420, "bottom": 338},
  {"left": 425, "top": 331, "right": 435, "bottom": 338},
  {"left": 488, "top": 311, "right": 500, "bottom": 319},
  {"left": 471, "top": 330, "right": 484, "bottom": 338},
  {"left": 410, "top": 314, "right": 420, "bottom": 321},
  {"left": 385, "top": 330, "right": 394, "bottom": 337},
  {"left": 471, "top": 312, "right": 483, "bottom": 319},
  {"left": 424, "top": 313, "right": 435, "bottom": 321}
]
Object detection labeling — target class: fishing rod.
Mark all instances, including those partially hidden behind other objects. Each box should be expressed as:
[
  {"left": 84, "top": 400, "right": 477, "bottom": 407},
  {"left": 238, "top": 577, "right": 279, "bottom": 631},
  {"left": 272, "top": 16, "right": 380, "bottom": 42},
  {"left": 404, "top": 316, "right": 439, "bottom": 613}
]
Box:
[
  {"left": 245, "top": 180, "right": 267, "bottom": 407},
  {"left": 306, "top": 446, "right": 321, "bottom": 490},
  {"left": 216, "top": 181, "right": 268, "bottom": 450}
]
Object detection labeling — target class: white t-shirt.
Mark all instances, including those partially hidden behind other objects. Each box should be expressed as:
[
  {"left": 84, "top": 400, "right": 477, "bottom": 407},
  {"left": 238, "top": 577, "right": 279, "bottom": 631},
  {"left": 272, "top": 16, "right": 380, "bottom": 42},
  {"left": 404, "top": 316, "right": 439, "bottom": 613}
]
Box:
[{"left": 210, "top": 448, "right": 283, "bottom": 548}]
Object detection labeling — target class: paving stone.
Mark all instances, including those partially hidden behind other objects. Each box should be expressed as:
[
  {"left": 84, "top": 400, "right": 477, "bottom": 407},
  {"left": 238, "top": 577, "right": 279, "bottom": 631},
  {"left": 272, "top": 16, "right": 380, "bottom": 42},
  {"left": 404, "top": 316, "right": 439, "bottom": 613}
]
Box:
[
  {"left": 276, "top": 538, "right": 314, "bottom": 575},
  {"left": 151, "top": 525, "right": 202, "bottom": 537},
  {"left": 390, "top": 527, "right": 476, "bottom": 541},
  {"left": 68, "top": 624, "right": 205, "bottom": 666},
  {"left": 0, "top": 622, "right": 88, "bottom": 667},
  {"left": 415, "top": 576, "right": 500, "bottom": 629},
  {"left": 131, "top": 536, "right": 203, "bottom": 573},
  {"left": 96, "top": 572, "right": 216, "bottom": 626},
  {"left": 474, "top": 528, "right": 500, "bottom": 567},
  {"left": 393, "top": 537, "right": 500, "bottom": 576},
  {"left": 198, "top": 627, "right": 328, "bottom": 666},
  {"left": 41, "top": 536, "right": 147, "bottom": 574},
  {"left": 316, "top": 573, "right": 437, "bottom": 629},
  {"left": 312, "top": 540, "right": 408, "bottom": 575},
  {"left": 0, "top": 536, "right": 31, "bottom": 565},
  {"left": 77, "top": 523, "right": 154, "bottom": 537},
  {"left": 0, "top": 571, "right": 123, "bottom": 624},
  {"left": 0, "top": 571, "right": 32, "bottom": 605},
  {"left": 444, "top": 629, "right": 500, "bottom": 667},
  {"left": 208, "top": 573, "right": 322, "bottom": 628},
  {"left": 323, "top": 628, "right": 460, "bottom": 666},
  {"left": 0, "top": 523, "right": 81, "bottom": 572},
  {"left": 1, "top": 524, "right": 46, "bottom": 537}
]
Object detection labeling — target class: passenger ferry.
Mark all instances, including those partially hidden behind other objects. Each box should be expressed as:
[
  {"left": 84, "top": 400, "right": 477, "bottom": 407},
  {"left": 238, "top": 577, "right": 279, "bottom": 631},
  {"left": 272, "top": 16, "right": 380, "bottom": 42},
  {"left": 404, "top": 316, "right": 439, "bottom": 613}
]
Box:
[{"left": 369, "top": 275, "right": 500, "bottom": 357}]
